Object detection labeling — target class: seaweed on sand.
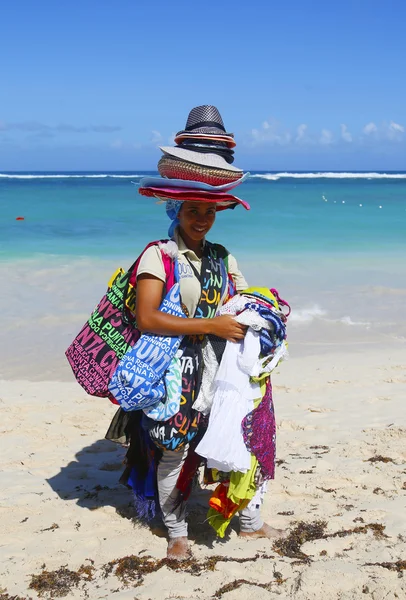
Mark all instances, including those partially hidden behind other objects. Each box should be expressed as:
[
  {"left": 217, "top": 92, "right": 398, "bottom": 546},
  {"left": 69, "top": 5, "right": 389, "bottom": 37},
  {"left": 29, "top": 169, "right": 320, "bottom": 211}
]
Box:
[
  {"left": 366, "top": 455, "right": 395, "bottom": 464},
  {"left": 325, "top": 523, "right": 388, "bottom": 540},
  {"left": 274, "top": 520, "right": 389, "bottom": 563},
  {"left": 103, "top": 552, "right": 278, "bottom": 586},
  {"left": 213, "top": 570, "right": 286, "bottom": 599},
  {"left": 363, "top": 560, "right": 406, "bottom": 572},
  {"left": 273, "top": 520, "right": 327, "bottom": 562},
  {"left": 28, "top": 564, "right": 94, "bottom": 598},
  {"left": 0, "top": 593, "right": 33, "bottom": 600}
]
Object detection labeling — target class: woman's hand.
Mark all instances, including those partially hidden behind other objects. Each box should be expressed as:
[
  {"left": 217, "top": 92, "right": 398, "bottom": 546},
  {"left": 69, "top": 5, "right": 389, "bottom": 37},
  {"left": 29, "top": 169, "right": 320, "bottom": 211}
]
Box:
[{"left": 207, "top": 315, "right": 247, "bottom": 342}]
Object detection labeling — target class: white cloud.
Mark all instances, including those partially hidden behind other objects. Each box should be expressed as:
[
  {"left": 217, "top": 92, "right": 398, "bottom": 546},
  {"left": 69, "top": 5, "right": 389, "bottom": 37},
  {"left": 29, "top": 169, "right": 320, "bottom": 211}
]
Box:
[
  {"left": 389, "top": 121, "right": 404, "bottom": 133},
  {"left": 150, "top": 130, "right": 163, "bottom": 144},
  {"left": 251, "top": 119, "right": 292, "bottom": 145},
  {"left": 362, "top": 121, "right": 404, "bottom": 141},
  {"left": 320, "top": 129, "right": 333, "bottom": 145},
  {"left": 110, "top": 139, "right": 123, "bottom": 149},
  {"left": 0, "top": 121, "right": 121, "bottom": 133},
  {"left": 295, "top": 124, "right": 308, "bottom": 142},
  {"left": 387, "top": 121, "right": 405, "bottom": 140},
  {"left": 340, "top": 124, "right": 352, "bottom": 142},
  {"left": 363, "top": 122, "right": 378, "bottom": 135}
]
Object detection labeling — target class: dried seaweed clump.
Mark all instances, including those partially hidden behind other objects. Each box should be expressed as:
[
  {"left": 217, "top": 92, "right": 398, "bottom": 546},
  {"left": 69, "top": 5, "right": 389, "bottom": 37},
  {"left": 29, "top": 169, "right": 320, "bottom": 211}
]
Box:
[
  {"left": 364, "top": 560, "right": 406, "bottom": 572},
  {"left": 214, "top": 579, "right": 254, "bottom": 598},
  {"left": 28, "top": 564, "right": 94, "bottom": 598},
  {"left": 165, "top": 552, "right": 275, "bottom": 576},
  {"left": 213, "top": 571, "right": 286, "bottom": 599},
  {"left": 326, "top": 523, "right": 388, "bottom": 540},
  {"left": 366, "top": 455, "right": 395, "bottom": 463},
  {"left": 0, "top": 593, "right": 33, "bottom": 600},
  {"left": 273, "top": 520, "right": 327, "bottom": 561},
  {"left": 103, "top": 555, "right": 162, "bottom": 586}
]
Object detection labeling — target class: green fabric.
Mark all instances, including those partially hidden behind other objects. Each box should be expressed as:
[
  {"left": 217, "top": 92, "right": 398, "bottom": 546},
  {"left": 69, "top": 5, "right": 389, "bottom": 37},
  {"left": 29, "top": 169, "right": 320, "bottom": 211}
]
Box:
[
  {"left": 207, "top": 507, "right": 232, "bottom": 538},
  {"left": 227, "top": 454, "right": 258, "bottom": 505},
  {"left": 206, "top": 371, "right": 269, "bottom": 537}
]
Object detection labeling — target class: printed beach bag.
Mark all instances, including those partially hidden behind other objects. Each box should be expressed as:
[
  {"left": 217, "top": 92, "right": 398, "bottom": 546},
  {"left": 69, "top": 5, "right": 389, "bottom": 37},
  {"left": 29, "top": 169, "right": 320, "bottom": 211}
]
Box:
[
  {"left": 108, "top": 260, "right": 186, "bottom": 411},
  {"left": 65, "top": 240, "right": 176, "bottom": 398}
]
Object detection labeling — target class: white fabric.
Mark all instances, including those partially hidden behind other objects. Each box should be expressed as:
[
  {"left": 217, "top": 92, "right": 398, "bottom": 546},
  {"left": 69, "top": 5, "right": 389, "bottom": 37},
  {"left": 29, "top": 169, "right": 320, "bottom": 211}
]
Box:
[
  {"left": 247, "top": 482, "right": 268, "bottom": 511},
  {"left": 235, "top": 309, "right": 271, "bottom": 331},
  {"left": 217, "top": 294, "right": 248, "bottom": 316},
  {"left": 249, "top": 340, "right": 289, "bottom": 378},
  {"left": 195, "top": 335, "right": 260, "bottom": 473},
  {"left": 191, "top": 339, "right": 218, "bottom": 415}
]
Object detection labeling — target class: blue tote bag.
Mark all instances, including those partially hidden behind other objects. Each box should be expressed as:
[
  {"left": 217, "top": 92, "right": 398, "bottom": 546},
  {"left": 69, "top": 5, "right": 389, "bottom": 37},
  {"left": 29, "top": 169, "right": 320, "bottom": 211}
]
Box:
[{"left": 108, "top": 261, "right": 186, "bottom": 411}]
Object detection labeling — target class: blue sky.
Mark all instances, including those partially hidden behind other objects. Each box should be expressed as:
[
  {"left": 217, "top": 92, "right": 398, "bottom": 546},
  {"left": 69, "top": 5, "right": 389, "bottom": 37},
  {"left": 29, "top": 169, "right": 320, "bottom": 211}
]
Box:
[{"left": 1, "top": 0, "right": 405, "bottom": 171}]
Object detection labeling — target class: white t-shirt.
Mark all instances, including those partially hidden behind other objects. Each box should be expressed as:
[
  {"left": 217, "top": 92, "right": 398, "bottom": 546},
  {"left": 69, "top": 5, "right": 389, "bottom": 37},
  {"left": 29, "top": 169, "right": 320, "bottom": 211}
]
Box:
[{"left": 137, "top": 230, "right": 248, "bottom": 317}]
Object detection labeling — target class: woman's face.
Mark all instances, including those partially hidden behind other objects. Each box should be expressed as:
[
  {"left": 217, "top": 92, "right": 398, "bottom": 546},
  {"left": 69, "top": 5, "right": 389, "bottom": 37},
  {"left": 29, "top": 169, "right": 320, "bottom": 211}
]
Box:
[{"left": 178, "top": 202, "right": 216, "bottom": 242}]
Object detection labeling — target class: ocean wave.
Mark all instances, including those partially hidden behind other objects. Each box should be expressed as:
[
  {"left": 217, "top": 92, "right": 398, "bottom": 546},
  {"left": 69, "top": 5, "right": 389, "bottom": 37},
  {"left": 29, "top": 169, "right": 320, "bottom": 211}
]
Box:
[
  {"left": 251, "top": 172, "right": 406, "bottom": 181},
  {"left": 290, "top": 305, "right": 327, "bottom": 323},
  {"left": 0, "top": 173, "right": 146, "bottom": 179},
  {"left": 290, "top": 305, "right": 371, "bottom": 327}
]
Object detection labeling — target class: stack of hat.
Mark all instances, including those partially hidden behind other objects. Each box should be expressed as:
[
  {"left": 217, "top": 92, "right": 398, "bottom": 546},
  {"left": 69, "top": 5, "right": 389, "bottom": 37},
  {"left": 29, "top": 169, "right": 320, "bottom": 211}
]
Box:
[{"left": 138, "top": 105, "right": 250, "bottom": 212}]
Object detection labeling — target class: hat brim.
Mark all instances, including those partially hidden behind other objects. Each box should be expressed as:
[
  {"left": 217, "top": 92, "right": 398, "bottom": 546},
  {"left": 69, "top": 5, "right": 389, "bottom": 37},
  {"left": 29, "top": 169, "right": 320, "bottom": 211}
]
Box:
[
  {"left": 176, "top": 127, "right": 234, "bottom": 137},
  {"left": 139, "top": 173, "right": 249, "bottom": 192},
  {"left": 158, "top": 156, "right": 242, "bottom": 186},
  {"left": 138, "top": 187, "right": 250, "bottom": 210},
  {"left": 174, "top": 133, "right": 236, "bottom": 148},
  {"left": 160, "top": 146, "right": 242, "bottom": 172}
]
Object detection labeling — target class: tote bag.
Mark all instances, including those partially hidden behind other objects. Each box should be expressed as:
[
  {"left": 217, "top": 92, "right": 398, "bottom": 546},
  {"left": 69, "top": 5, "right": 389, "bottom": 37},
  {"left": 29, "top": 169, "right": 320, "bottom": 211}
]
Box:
[
  {"left": 65, "top": 241, "right": 175, "bottom": 398},
  {"left": 108, "top": 260, "right": 186, "bottom": 411}
]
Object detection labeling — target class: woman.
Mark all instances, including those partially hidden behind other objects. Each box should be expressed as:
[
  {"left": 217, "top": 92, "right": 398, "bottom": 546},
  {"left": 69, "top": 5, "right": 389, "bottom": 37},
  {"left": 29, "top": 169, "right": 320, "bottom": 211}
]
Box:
[
  {"left": 134, "top": 199, "right": 283, "bottom": 560},
  {"left": 105, "top": 106, "right": 286, "bottom": 560}
]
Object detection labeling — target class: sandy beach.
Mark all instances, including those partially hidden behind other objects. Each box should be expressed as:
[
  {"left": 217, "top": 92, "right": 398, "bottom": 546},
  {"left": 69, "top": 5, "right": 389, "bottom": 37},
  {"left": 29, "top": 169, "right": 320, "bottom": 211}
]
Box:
[{"left": 1, "top": 344, "right": 405, "bottom": 599}]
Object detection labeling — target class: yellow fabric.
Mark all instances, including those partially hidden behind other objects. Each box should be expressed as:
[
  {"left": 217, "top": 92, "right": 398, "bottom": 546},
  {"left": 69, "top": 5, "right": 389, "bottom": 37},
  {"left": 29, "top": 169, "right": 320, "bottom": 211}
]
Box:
[
  {"left": 242, "top": 286, "right": 280, "bottom": 310},
  {"left": 227, "top": 454, "right": 258, "bottom": 505}
]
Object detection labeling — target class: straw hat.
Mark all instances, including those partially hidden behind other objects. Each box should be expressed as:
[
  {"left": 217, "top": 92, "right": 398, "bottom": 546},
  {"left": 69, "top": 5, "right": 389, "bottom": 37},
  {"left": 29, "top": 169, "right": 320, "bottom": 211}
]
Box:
[
  {"left": 158, "top": 156, "right": 242, "bottom": 186},
  {"left": 159, "top": 146, "right": 242, "bottom": 172}
]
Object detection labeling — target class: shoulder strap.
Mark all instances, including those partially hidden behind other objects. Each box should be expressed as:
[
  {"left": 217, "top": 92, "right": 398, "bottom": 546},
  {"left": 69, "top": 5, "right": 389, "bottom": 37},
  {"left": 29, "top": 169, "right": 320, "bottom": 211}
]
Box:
[
  {"left": 123, "top": 239, "right": 174, "bottom": 321},
  {"left": 207, "top": 242, "right": 230, "bottom": 272}
]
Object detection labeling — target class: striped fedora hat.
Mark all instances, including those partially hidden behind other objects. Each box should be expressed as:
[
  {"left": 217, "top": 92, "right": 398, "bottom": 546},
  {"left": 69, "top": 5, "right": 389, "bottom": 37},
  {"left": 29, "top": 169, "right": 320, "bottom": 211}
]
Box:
[{"left": 175, "top": 105, "right": 234, "bottom": 138}]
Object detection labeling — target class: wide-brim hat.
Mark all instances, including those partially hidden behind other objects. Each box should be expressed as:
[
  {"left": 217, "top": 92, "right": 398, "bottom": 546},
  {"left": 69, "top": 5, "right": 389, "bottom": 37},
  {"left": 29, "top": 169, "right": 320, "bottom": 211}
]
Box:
[
  {"left": 139, "top": 173, "right": 249, "bottom": 192},
  {"left": 174, "top": 132, "right": 236, "bottom": 149},
  {"left": 160, "top": 146, "right": 242, "bottom": 172},
  {"left": 138, "top": 186, "right": 250, "bottom": 211},
  {"left": 175, "top": 105, "right": 234, "bottom": 138},
  {"left": 158, "top": 156, "right": 242, "bottom": 186}
]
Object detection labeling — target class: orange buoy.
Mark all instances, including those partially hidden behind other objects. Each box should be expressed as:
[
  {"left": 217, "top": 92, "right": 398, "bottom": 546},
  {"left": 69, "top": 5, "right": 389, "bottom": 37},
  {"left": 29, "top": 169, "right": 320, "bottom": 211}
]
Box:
[{"left": 16, "top": 216, "right": 25, "bottom": 220}]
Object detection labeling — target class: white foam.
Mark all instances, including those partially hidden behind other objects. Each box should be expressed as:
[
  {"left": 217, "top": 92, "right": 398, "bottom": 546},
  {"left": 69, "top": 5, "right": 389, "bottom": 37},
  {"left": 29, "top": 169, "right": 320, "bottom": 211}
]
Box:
[
  {"left": 290, "top": 305, "right": 327, "bottom": 323},
  {"left": 251, "top": 172, "right": 406, "bottom": 180},
  {"left": 339, "top": 316, "right": 371, "bottom": 327},
  {"left": 0, "top": 174, "right": 146, "bottom": 179},
  {"left": 290, "top": 306, "right": 371, "bottom": 328}
]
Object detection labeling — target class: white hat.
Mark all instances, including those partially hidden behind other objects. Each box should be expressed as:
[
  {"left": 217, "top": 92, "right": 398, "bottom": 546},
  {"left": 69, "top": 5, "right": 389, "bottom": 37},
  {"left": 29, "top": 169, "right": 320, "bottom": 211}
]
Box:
[{"left": 159, "top": 146, "right": 242, "bottom": 173}]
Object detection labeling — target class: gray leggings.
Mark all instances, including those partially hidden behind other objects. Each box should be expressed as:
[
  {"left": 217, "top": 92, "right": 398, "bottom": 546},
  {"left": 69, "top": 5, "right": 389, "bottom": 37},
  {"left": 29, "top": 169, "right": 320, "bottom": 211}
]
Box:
[{"left": 157, "top": 447, "right": 263, "bottom": 539}]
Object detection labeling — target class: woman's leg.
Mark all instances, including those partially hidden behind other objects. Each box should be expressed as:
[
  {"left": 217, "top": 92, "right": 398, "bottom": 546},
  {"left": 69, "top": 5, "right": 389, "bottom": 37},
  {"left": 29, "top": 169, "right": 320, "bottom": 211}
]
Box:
[
  {"left": 239, "top": 505, "right": 264, "bottom": 533},
  {"left": 157, "top": 447, "right": 190, "bottom": 558},
  {"left": 239, "top": 505, "right": 286, "bottom": 539}
]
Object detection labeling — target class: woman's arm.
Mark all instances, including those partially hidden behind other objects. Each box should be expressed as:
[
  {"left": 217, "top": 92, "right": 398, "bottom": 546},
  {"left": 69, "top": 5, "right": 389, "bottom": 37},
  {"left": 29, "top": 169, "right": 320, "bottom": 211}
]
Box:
[{"left": 135, "top": 274, "right": 246, "bottom": 342}]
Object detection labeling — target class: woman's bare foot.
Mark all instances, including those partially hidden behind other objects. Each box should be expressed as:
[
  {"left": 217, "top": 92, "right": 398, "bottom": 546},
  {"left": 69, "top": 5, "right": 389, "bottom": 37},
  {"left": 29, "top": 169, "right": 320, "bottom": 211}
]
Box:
[
  {"left": 239, "top": 522, "right": 288, "bottom": 539},
  {"left": 166, "top": 536, "right": 191, "bottom": 560}
]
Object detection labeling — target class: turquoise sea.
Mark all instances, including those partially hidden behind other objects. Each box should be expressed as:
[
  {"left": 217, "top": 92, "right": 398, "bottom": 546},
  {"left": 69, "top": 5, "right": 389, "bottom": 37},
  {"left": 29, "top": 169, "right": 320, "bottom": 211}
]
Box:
[
  {"left": 1, "top": 171, "right": 406, "bottom": 380},
  {"left": 1, "top": 171, "right": 406, "bottom": 259}
]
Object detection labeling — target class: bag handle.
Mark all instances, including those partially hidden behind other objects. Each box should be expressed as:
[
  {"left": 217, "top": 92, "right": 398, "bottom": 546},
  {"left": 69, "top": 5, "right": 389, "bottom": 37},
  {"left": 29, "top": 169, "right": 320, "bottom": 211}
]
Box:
[
  {"left": 122, "top": 243, "right": 179, "bottom": 326},
  {"left": 270, "top": 288, "right": 291, "bottom": 316},
  {"left": 121, "top": 256, "right": 143, "bottom": 326}
]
